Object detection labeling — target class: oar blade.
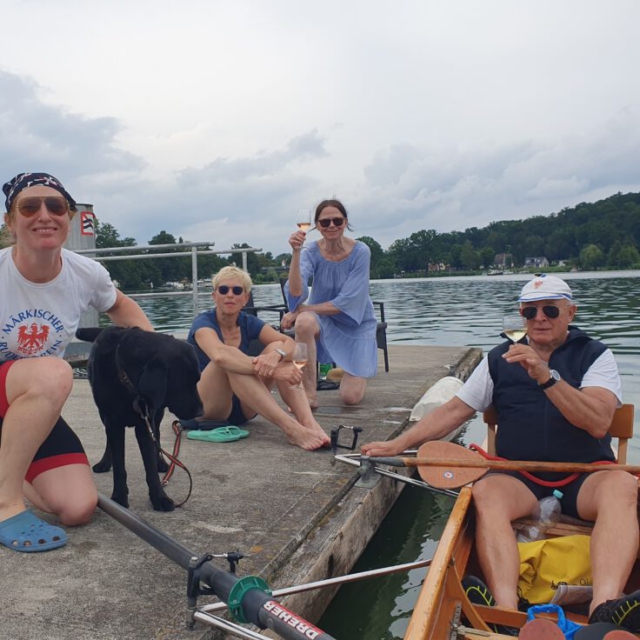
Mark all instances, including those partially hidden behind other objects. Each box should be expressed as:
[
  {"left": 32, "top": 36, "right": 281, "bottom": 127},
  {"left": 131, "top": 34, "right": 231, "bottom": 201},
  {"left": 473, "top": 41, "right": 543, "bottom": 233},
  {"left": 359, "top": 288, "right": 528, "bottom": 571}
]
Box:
[{"left": 416, "top": 441, "right": 486, "bottom": 489}]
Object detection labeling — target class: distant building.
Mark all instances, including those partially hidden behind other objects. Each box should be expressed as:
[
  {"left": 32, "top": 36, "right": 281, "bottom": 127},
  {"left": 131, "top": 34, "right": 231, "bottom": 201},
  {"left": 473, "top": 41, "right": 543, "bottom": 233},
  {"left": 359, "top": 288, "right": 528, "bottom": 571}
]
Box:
[
  {"left": 524, "top": 256, "right": 549, "bottom": 268},
  {"left": 494, "top": 253, "right": 513, "bottom": 268}
]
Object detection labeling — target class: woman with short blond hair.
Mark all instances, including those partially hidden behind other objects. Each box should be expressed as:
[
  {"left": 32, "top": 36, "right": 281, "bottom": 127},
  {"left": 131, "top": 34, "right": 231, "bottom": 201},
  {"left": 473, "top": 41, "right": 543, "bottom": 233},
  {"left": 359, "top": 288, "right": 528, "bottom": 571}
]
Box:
[{"left": 187, "top": 267, "right": 329, "bottom": 450}]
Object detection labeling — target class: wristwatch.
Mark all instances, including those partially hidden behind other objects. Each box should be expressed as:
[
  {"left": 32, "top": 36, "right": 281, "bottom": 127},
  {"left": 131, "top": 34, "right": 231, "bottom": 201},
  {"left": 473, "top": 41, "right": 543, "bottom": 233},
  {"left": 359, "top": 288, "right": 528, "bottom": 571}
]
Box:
[
  {"left": 539, "top": 369, "right": 561, "bottom": 390},
  {"left": 275, "top": 349, "right": 287, "bottom": 361}
]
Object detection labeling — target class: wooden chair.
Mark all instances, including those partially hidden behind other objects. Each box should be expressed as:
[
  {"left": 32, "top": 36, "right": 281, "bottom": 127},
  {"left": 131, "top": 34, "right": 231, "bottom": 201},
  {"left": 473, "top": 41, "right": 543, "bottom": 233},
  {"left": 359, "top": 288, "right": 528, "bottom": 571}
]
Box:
[{"left": 483, "top": 403, "right": 635, "bottom": 464}]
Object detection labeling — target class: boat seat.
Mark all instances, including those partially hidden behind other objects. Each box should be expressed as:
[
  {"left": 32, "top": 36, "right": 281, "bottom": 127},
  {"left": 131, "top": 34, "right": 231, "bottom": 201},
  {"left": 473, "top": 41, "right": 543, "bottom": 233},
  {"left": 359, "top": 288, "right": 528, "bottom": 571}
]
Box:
[{"left": 483, "top": 403, "right": 634, "bottom": 465}]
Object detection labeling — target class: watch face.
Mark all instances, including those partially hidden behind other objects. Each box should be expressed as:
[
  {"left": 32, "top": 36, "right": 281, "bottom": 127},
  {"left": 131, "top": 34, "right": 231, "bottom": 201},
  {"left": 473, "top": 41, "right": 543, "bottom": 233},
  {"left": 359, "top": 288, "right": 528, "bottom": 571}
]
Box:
[{"left": 540, "top": 369, "right": 560, "bottom": 389}]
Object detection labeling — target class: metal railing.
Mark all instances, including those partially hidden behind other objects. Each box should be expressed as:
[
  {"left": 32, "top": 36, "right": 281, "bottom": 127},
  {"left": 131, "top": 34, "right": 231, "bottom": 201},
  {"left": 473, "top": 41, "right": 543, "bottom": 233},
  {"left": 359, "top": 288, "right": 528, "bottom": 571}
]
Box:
[{"left": 76, "top": 242, "right": 261, "bottom": 318}]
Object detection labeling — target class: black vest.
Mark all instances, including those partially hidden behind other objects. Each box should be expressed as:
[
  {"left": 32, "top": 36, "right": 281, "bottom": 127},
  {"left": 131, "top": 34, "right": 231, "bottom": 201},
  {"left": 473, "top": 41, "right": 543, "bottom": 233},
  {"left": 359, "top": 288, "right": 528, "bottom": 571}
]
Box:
[{"left": 487, "top": 326, "right": 615, "bottom": 464}]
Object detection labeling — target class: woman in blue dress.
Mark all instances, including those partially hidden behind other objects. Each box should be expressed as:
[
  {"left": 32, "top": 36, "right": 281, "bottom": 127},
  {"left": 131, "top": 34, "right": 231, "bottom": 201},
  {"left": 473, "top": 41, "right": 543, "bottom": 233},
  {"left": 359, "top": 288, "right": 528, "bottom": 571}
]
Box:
[
  {"left": 282, "top": 199, "right": 377, "bottom": 408},
  {"left": 188, "top": 266, "right": 329, "bottom": 450}
]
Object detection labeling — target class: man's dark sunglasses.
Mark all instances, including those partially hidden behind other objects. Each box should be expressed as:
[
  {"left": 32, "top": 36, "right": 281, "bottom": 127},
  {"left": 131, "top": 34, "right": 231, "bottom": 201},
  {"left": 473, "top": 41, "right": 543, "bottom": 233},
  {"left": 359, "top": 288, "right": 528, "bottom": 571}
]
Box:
[
  {"left": 521, "top": 305, "right": 561, "bottom": 320},
  {"left": 317, "top": 217, "right": 345, "bottom": 228},
  {"left": 217, "top": 285, "right": 244, "bottom": 295}
]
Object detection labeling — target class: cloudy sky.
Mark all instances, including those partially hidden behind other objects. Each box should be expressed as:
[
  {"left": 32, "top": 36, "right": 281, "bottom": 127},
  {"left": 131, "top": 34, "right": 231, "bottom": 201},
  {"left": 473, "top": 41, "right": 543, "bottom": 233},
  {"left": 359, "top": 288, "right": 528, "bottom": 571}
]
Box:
[{"left": 2, "top": 0, "right": 640, "bottom": 255}]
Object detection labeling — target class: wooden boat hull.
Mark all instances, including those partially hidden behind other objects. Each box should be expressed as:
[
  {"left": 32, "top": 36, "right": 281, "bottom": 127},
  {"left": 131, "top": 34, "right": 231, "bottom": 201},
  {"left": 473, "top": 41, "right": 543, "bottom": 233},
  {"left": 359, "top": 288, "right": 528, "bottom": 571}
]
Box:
[{"left": 404, "top": 486, "right": 640, "bottom": 639}]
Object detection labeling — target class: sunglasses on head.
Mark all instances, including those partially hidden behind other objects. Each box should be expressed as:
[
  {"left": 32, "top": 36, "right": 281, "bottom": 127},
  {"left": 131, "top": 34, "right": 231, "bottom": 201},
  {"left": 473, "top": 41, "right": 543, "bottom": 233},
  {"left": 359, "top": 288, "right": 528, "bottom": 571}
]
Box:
[
  {"left": 16, "top": 196, "right": 70, "bottom": 217},
  {"left": 521, "top": 305, "right": 561, "bottom": 320},
  {"left": 317, "top": 217, "right": 345, "bottom": 228},
  {"left": 217, "top": 285, "right": 244, "bottom": 296}
]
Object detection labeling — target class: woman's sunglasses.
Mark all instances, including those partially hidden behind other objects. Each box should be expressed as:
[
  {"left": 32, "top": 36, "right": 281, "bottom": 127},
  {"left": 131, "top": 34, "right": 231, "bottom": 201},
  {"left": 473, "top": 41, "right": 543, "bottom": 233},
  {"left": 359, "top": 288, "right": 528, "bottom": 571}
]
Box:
[
  {"left": 16, "top": 196, "right": 70, "bottom": 217},
  {"left": 317, "top": 217, "right": 345, "bottom": 228},
  {"left": 217, "top": 285, "right": 244, "bottom": 296},
  {"left": 521, "top": 305, "right": 561, "bottom": 320}
]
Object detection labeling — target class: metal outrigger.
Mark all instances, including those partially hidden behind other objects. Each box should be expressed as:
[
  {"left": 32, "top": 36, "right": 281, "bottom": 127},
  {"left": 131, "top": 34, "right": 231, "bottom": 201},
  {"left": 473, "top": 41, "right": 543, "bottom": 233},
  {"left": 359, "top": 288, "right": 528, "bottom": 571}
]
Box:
[
  {"left": 199, "top": 557, "right": 433, "bottom": 618},
  {"left": 97, "top": 494, "right": 337, "bottom": 640},
  {"left": 334, "top": 451, "right": 460, "bottom": 499}
]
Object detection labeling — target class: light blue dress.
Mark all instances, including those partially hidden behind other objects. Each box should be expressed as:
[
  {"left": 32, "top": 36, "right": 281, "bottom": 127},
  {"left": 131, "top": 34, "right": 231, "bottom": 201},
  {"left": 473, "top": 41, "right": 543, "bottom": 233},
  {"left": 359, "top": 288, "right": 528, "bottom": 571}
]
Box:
[{"left": 285, "top": 240, "right": 378, "bottom": 378}]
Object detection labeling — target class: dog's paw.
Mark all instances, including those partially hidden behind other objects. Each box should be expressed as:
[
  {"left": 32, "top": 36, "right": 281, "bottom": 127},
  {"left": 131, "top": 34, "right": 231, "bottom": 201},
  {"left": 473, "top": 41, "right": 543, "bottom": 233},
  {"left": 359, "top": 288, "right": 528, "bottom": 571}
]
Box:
[
  {"left": 111, "top": 492, "right": 129, "bottom": 509},
  {"left": 151, "top": 493, "right": 175, "bottom": 512},
  {"left": 93, "top": 461, "right": 112, "bottom": 473}
]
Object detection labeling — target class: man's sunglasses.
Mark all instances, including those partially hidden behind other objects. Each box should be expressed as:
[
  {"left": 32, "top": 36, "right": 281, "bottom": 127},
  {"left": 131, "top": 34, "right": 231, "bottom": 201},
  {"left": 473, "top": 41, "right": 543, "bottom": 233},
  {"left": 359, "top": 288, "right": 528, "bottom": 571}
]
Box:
[
  {"left": 317, "top": 217, "right": 345, "bottom": 228},
  {"left": 521, "top": 305, "right": 561, "bottom": 320},
  {"left": 217, "top": 285, "right": 244, "bottom": 295},
  {"left": 16, "top": 196, "right": 70, "bottom": 217}
]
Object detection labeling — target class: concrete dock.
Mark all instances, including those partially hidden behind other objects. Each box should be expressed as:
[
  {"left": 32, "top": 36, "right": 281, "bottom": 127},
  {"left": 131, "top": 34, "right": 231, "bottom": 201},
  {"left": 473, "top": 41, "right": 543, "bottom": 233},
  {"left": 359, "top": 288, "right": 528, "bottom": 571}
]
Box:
[{"left": 1, "top": 344, "right": 481, "bottom": 640}]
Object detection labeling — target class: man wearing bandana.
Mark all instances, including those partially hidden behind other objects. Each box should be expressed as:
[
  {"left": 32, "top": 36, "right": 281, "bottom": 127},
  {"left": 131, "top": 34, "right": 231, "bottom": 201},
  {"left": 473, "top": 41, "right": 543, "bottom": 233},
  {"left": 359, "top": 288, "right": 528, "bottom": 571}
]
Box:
[{"left": 0, "top": 172, "right": 153, "bottom": 553}]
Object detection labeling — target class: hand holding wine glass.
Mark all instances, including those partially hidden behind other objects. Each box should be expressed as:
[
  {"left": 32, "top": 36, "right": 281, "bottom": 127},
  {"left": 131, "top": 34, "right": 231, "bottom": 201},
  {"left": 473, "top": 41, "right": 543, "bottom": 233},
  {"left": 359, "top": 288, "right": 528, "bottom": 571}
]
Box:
[
  {"left": 292, "top": 342, "right": 308, "bottom": 388},
  {"left": 503, "top": 314, "right": 527, "bottom": 343}
]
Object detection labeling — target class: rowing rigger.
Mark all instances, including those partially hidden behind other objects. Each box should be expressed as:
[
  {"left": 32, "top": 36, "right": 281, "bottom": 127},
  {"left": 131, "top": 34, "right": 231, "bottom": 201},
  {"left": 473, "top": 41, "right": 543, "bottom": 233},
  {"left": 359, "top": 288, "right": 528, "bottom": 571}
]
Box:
[{"left": 97, "top": 493, "right": 336, "bottom": 640}]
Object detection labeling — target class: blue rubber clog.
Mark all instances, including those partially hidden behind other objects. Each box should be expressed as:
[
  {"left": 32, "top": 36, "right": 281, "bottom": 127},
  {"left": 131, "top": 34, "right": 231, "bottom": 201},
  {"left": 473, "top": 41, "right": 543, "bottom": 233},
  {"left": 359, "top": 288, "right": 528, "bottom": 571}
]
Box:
[{"left": 0, "top": 510, "right": 67, "bottom": 553}]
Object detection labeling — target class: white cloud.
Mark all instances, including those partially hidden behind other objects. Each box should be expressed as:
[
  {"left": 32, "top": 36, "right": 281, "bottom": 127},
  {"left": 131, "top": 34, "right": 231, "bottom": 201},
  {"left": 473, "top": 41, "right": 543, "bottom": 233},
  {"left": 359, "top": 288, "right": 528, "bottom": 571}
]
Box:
[{"left": 1, "top": 0, "right": 640, "bottom": 253}]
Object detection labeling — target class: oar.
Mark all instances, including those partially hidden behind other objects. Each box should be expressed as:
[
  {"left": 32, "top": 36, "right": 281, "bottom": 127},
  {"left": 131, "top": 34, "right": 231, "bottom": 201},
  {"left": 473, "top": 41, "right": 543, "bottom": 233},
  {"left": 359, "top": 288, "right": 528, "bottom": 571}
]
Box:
[{"left": 367, "top": 441, "right": 640, "bottom": 489}]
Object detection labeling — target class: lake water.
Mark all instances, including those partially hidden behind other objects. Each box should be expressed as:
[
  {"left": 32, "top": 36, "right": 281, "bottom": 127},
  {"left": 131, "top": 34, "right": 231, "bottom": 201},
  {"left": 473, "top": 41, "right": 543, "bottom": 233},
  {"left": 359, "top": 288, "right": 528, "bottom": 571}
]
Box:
[{"left": 136, "top": 271, "right": 640, "bottom": 639}]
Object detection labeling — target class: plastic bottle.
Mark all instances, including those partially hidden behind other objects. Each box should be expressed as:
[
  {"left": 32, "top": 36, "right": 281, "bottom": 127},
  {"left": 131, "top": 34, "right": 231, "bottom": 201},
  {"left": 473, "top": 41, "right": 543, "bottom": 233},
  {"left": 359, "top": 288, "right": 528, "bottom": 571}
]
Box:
[
  {"left": 319, "top": 363, "right": 333, "bottom": 379},
  {"left": 516, "top": 490, "right": 563, "bottom": 543}
]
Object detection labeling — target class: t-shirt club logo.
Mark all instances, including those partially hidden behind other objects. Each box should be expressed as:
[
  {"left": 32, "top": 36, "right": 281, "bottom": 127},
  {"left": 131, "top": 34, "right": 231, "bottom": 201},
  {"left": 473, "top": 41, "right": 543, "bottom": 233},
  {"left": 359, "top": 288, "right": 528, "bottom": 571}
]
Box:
[{"left": 17, "top": 323, "right": 50, "bottom": 355}]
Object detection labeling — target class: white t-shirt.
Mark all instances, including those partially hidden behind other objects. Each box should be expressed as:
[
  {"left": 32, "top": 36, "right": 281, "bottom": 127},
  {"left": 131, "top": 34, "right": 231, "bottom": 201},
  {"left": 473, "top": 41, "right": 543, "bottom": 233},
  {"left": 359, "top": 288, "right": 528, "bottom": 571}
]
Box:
[
  {"left": 457, "top": 347, "right": 623, "bottom": 412},
  {"left": 0, "top": 247, "right": 117, "bottom": 361}
]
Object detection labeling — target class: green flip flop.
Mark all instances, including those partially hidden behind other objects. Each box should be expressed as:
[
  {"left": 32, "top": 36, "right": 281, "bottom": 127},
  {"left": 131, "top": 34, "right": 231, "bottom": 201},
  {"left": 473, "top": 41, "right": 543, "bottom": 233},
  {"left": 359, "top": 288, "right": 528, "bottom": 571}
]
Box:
[{"left": 186, "top": 426, "right": 249, "bottom": 443}]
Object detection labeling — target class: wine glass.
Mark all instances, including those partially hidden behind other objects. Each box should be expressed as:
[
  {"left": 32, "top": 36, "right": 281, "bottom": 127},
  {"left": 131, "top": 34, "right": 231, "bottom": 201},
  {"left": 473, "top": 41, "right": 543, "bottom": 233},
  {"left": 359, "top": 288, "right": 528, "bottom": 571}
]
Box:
[
  {"left": 502, "top": 314, "right": 527, "bottom": 343},
  {"left": 292, "top": 342, "right": 308, "bottom": 388},
  {"left": 296, "top": 209, "right": 312, "bottom": 234}
]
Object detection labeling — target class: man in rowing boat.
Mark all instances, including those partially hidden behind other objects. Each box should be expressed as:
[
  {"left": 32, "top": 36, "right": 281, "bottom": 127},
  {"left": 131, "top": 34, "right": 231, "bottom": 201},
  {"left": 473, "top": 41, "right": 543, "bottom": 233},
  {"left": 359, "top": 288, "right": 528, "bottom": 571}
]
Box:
[{"left": 362, "top": 275, "right": 640, "bottom": 631}]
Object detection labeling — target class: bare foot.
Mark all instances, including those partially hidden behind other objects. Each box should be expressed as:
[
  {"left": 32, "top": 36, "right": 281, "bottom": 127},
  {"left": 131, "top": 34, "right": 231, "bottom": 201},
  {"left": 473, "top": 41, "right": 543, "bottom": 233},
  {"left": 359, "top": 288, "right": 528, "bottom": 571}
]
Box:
[
  {"left": 0, "top": 501, "right": 29, "bottom": 524},
  {"left": 301, "top": 418, "right": 331, "bottom": 447},
  {"left": 283, "top": 422, "right": 330, "bottom": 450}
]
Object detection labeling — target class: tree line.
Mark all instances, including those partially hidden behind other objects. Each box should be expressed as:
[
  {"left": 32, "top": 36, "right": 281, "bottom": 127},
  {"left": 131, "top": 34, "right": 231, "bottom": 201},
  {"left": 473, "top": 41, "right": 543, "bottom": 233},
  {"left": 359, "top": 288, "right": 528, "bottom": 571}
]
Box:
[
  {"left": 2, "top": 191, "right": 638, "bottom": 288},
  {"left": 364, "top": 191, "right": 640, "bottom": 279}
]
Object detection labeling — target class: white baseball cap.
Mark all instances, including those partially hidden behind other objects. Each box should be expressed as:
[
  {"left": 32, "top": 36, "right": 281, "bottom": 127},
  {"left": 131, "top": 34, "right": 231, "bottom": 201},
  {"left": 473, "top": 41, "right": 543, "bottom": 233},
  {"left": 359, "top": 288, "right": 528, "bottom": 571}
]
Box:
[{"left": 518, "top": 274, "right": 573, "bottom": 302}]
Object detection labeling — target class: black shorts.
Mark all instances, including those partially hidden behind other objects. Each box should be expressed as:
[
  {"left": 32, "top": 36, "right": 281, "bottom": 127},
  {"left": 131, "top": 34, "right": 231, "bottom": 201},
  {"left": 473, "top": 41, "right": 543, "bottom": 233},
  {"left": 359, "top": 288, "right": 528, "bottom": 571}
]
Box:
[
  {"left": 481, "top": 470, "right": 591, "bottom": 520},
  {"left": 0, "top": 415, "right": 89, "bottom": 484},
  {"left": 229, "top": 394, "right": 256, "bottom": 425}
]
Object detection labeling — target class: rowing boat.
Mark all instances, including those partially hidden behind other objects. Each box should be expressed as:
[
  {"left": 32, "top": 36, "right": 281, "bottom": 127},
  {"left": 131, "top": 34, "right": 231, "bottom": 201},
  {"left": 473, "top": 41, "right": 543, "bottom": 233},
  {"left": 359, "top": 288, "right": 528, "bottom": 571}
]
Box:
[
  {"left": 403, "top": 404, "right": 638, "bottom": 639},
  {"left": 403, "top": 485, "right": 640, "bottom": 639}
]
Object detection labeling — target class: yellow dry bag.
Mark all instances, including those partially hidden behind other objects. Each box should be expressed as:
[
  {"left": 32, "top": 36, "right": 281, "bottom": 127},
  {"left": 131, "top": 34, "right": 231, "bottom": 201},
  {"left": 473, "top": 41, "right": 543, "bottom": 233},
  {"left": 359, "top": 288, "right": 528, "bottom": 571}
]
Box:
[{"left": 518, "top": 535, "right": 592, "bottom": 605}]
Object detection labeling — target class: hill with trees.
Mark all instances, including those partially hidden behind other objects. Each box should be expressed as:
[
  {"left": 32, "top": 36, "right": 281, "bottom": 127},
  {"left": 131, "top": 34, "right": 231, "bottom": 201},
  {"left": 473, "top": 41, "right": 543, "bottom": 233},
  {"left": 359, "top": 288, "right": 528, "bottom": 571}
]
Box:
[{"left": 2, "top": 191, "right": 638, "bottom": 287}]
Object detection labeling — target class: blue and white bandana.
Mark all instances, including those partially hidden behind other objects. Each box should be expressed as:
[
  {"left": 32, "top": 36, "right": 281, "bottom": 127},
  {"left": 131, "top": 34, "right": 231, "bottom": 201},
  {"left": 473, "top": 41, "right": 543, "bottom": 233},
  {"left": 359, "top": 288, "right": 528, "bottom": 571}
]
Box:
[{"left": 3, "top": 172, "right": 77, "bottom": 213}]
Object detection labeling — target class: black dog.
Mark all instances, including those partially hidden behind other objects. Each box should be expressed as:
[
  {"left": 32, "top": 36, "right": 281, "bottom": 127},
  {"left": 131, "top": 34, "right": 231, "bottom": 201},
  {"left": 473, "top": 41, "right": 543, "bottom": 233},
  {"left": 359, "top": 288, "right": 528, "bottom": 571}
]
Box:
[{"left": 77, "top": 326, "right": 202, "bottom": 511}]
